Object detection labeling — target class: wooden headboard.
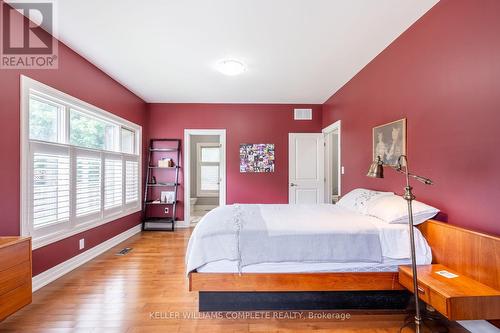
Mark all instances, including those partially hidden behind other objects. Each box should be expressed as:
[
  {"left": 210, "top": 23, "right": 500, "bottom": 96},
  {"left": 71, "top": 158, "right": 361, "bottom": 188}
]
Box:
[{"left": 418, "top": 220, "right": 500, "bottom": 290}]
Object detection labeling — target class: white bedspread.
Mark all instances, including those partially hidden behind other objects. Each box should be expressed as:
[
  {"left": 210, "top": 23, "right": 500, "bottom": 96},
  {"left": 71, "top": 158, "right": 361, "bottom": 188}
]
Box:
[{"left": 185, "top": 204, "right": 432, "bottom": 274}]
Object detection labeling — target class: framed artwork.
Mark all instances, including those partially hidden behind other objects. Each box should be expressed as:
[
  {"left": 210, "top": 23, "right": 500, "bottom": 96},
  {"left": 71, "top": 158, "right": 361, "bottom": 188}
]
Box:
[
  {"left": 160, "top": 191, "right": 175, "bottom": 204},
  {"left": 373, "top": 118, "right": 406, "bottom": 166},
  {"left": 240, "top": 144, "right": 275, "bottom": 173}
]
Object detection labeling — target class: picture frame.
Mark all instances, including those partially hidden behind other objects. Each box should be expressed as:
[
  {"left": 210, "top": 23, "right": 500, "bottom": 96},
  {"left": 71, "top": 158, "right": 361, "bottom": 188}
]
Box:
[
  {"left": 160, "top": 191, "right": 175, "bottom": 204},
  {"left": 239, "top": 143, "right": 275, "bottom": 173},
  {"left": 372, "top": 118, "right": 407, "bottom": 166}
]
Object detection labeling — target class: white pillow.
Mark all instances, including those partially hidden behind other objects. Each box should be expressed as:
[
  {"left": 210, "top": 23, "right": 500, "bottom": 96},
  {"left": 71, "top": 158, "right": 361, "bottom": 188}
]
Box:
[
  {"left": 337, "top": 188, "right": 394, "bottom": 214},
  {"left": 366, "top": 195, "right": 439, "bottom": 225}
]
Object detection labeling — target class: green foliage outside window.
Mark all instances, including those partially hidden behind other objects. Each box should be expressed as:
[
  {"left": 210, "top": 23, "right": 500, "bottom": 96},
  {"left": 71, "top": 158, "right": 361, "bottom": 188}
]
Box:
[
  {"left": 29, "top": 98, "right": 58, "bottom": 142},
  {"left": 70, "top": 110, "right": 114, "bottom": 150},
  {"left": 29, "top": 98, "right": 126, "bottom": 153}
]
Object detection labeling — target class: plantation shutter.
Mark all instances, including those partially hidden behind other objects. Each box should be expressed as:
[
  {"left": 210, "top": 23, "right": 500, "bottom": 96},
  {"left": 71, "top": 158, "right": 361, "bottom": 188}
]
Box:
[
  {"left": 197, "top": 143, "right": 220, "bottom": 196},
  {"left": 31, "top": 143, "right": 70, "bottom": 230},
  {"left": 75, "top": 152, "right": 102, "bottom": 217},
  {"left": 104, "top": 157, "right": 123, "bottom": 210},
  {"left": 125, "top": 159, "right": 139, "bottom": 204},
  {"left": 200, "top": 165, "right": 220, "bottom": 191}
]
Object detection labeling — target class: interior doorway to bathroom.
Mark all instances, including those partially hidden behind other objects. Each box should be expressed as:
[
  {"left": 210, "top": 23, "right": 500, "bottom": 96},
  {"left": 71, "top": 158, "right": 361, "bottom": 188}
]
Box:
[{"left": 184, "top": 129, "right": 226, "bottom": 227}]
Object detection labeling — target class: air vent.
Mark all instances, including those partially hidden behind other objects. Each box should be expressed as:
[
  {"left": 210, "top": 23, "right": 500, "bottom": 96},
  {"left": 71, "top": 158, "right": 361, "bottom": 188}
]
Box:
[
  {"left": 294, "top": 108, "right": 312, "bottom": 120},
  {"left": 116, "top": 247, "right": 132, "bottom": 256}
]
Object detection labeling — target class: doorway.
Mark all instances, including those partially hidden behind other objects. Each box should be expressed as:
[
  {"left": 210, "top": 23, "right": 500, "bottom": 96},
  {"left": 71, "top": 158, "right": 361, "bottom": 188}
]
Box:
[
  {"left": 323, "top": 120, "right": 341, "bottom": 203},
  {"left": 183, "top": 129, "right": 226, "bottom": 227}
]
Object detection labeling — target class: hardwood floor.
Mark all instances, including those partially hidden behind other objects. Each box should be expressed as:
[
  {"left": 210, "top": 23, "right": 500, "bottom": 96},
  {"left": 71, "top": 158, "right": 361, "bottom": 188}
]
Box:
[{"left": 1, "top": 228, "right": 468, "bottom": 332}]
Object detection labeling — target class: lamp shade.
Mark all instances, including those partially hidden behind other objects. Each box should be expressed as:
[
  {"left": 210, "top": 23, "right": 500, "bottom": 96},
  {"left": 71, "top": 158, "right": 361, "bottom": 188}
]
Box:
[{"left": 367, "top": 156, "right": 384, "bottom": 178}]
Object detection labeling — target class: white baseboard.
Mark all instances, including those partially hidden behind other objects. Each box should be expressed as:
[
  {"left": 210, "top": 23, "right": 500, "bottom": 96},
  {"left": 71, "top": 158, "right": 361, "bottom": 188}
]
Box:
[
  {"left": 458, "top": 320, "right": 499, "bottom": 333},
  {"left": 175, "top": 220, "right": 189, "bottom": 228},
  {"left": 194, "top": 205, "right": 218, "bottom": 210},
  {"left": 32, "top": 224, "right": 142, "bottom": 292}
]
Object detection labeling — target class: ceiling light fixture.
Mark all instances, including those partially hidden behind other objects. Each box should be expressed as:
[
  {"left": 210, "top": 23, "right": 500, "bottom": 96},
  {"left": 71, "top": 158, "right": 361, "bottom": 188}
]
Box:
[{"left": 216, "top": 59, "right": 247, "bottom": 76}]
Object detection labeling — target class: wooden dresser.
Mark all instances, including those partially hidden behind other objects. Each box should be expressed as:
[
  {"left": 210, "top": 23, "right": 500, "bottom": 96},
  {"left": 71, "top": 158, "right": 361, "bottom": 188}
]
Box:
[{"left": 0, "top": 237, "right": 32, "bottom": 321}]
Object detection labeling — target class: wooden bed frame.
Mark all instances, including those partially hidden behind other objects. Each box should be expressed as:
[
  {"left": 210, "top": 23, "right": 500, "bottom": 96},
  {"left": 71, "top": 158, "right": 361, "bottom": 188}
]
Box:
[
  {"left": 190, "top": 271, "right": 402, "bottom": 292},
  {"left": 189, "top": 220, "right": 500, "bottom": 293}
]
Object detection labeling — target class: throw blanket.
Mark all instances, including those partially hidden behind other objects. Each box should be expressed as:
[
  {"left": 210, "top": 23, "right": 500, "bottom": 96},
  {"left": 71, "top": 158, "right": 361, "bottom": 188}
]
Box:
[{"left": 186, "top": 204, "right": 383, "bottom": 274}]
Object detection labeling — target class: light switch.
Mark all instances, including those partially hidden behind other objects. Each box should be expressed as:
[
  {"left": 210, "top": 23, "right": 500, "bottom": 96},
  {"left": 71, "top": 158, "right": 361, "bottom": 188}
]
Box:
[
  {"left": 79, "top": 239, "right": 85, "bottom": 250},
  {"left": 341, "top": 166, "right": 345, "bottom": 175}
]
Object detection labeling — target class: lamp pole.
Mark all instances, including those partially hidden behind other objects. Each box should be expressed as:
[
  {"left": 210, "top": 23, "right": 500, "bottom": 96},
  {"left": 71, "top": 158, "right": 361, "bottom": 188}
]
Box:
[
  {"left": 399, "top": 155, "right": 422, "bottom": 332},
  {"left": 367, "top": 154, "right": 434, "bottom": 333}
]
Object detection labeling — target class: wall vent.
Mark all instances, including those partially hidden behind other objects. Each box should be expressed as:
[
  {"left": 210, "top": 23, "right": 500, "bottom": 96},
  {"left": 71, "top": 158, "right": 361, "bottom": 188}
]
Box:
[
  {"left": 116, "top": 247, "right": 132, "bottom": 256},
  {"left": 294, "top": 108, "right": 312, "bottom": 120}
]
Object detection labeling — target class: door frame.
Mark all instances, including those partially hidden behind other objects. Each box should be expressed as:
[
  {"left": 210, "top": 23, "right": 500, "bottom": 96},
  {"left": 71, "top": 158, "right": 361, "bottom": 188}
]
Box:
[
  {"left": 322, "top": 120, "right": 341, "bottom": 203},
  {"left": 183, "top": 129, "right": 226, "bottom": 227}
]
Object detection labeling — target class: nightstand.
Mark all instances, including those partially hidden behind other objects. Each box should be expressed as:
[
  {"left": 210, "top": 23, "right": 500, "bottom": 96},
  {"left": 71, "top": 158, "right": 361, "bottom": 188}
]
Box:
[{"left": 399, "top": 264, "right": 500, "bottom": 320}]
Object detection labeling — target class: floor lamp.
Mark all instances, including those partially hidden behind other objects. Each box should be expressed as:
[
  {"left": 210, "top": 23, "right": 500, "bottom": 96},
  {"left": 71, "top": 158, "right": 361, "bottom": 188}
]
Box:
[{"left": 367, "top": 155, "right": 433, "bottom": 333}]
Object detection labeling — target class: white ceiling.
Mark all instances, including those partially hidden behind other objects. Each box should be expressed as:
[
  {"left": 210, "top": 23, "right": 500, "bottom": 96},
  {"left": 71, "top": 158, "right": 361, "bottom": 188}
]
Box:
[{"left": 51, "top": 0, "right": 438, "bottom": 103}]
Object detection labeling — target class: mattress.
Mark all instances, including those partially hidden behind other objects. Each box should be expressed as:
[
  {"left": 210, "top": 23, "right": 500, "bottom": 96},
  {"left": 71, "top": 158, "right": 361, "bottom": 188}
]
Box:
[{"left": 197, "top": 258, "right": 426, "bottom": 273}]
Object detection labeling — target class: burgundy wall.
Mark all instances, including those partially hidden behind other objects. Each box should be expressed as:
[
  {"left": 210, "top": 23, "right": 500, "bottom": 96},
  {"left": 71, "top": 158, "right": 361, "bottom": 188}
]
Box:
[
  {"left": 0, "top": 5, "right": 148, "bottom": 275},
  {"left": 322, "top": 0, "right": 500, "bottom": 236},
  {"left": 148, "top": 103, "right": 322, "bottom": 220},
  {"left": 5, "top": 0, "right": 498, "bottom": 278}
]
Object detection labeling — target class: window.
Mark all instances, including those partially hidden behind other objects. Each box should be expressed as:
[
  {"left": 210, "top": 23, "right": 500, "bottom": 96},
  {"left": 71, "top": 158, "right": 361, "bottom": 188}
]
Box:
[
  {"left": 29, "top": 96, "right": 63, "bottom": 143},
  {"left": 21, "top": 76, "right": 142, "bottom": 249},
  {"left": 196, "top": 143, "right": 220, "bottom": 197},
  {"left": 70, "top": 109, "right": 118, "bottom": 151},
  {"left": 121, "top": 128, "right": 135, "bottom": 154}
]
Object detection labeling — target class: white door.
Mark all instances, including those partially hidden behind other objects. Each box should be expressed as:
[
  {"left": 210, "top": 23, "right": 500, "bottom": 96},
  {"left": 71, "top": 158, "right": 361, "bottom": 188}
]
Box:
[{"left": 288, "top": 133, "right": 325, "bottom": 204}]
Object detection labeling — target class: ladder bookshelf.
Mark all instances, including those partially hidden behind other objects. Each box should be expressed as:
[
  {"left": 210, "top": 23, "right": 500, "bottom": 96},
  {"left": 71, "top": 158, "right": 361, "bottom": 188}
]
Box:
[{"left": 142, "top": 139, "right": 181, "bottom": 231}]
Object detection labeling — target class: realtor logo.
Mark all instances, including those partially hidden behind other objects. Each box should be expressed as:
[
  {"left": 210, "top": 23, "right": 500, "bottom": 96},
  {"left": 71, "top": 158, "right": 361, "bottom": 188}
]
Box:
[{"left": 1, "top": 0, "right": 58, "bottom": 69}]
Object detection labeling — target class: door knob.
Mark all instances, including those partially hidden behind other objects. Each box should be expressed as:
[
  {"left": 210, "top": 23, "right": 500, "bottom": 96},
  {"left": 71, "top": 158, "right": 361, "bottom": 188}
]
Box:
[{"left": 290, "top": 183, "right": 297, "bottom": 187}]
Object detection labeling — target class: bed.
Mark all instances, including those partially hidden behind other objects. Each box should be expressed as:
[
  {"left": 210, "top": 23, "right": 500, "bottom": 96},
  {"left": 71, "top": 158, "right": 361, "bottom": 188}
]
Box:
[
  {"left": 186, "top": 203, "right": 432, "bottom": 275},
  {"left": 185, "top": 188, "right": 441, "bottom": 310}
]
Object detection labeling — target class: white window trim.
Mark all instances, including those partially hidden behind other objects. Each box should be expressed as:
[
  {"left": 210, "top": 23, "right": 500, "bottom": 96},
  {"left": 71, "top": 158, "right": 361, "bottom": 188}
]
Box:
[
  {"left": 20, "top": 75, "right": 142, "bottom": 250},
  {"left": 196, "top": 142, "right": 220, "bottom": 197}
]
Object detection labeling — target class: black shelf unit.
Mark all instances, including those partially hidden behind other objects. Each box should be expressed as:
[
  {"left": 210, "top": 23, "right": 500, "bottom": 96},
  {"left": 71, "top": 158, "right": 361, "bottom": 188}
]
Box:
[{"left": 142, "top": 139, "right": 181, "bottom": 231}]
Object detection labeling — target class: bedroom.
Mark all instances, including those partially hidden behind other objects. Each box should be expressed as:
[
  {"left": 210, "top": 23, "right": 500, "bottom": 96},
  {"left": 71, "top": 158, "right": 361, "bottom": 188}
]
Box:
[{"left": 0, "top": 0, "right": 499, "bottom": 332}]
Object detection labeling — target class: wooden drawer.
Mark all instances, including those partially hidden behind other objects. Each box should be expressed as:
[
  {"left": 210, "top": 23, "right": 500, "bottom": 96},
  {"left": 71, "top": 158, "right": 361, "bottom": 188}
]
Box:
[
  {"left": 0, "top": 241, "right": 30, "bottom": 272},
  {"left": 428, "top": 289, "right": 448, "bottom": 317},
  {"left": 0, "top": 261, "right": 31, "bottom": 296},
  {"left": 0, "top": 283, "right": 32, "bottom": 321},
  {"left": 0, "top": 237, "right": 32, "bottom": 322},
  {"left": 398, "top": 268, "right": 430, "bottom": 303}
]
